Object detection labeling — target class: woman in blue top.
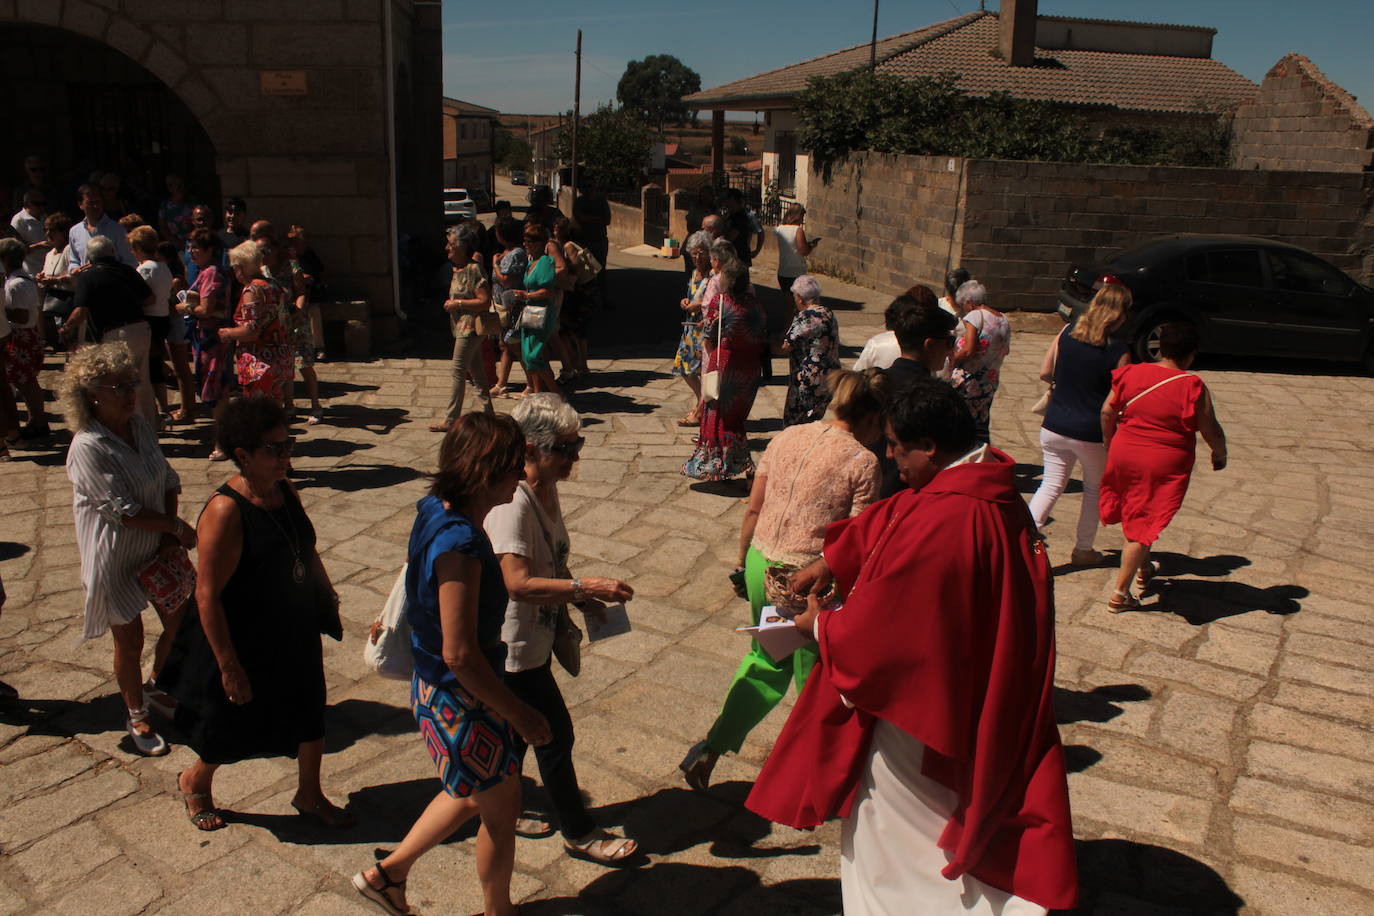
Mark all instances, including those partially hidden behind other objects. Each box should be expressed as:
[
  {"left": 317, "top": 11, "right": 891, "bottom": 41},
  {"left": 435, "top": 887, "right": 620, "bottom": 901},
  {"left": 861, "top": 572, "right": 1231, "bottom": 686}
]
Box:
[
  {"left": 353, "top": 413, "right": 552, "bottom": 916},
  {"left": 508, "top": 223, "right": 566, "bottom": 396},
  {"left": 1028, "top": 284, "right": 1132, "bottom": 566}
]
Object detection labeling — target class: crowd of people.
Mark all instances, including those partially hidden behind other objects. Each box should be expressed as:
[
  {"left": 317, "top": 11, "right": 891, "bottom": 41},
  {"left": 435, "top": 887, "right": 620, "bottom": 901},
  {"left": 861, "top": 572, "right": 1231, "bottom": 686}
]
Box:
[
  {"left": 1, "top": 158, "right": 331, "bottom": 462},
  {"left": 0, "top": 161, "right": 1236, "bottom": 915}
]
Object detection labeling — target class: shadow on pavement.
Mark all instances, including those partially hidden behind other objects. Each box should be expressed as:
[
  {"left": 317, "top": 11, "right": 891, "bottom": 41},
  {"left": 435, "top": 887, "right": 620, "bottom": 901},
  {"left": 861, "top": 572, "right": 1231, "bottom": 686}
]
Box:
[
  {"left": 1149, "top": 580, "right": 1307, "bottom": 625},
  {"left": 292, "top": 463, "right": 424, "bottom": 492},
  {"left": 572, "top": 390, "right": 657, "bottom": 416},
  {"left": 1054, "top": 684, "right": 1152, "bottom": 726},
  {"left": 0, "top": 541, "right": 30, "bottom": 561},
  {"left": 1013, "top": 462, "right": 1082, "bottom": 497},
  {"left": 522, "top": 867, "right": 841, "bottom": 916},
  {"left": 1058, "top": 837, "right": 1243, "bottom": 915},
  {"left": 321, "top": 404, "right": 409, "bottom": 435},
  {"left": 1061, "top": 745, "right": 1104, "bottom": 774}
]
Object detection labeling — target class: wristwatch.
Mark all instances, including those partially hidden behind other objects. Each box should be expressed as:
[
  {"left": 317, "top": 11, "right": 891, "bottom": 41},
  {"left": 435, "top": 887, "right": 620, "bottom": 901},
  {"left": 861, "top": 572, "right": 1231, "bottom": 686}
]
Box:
[{"left": 570, "top": 577, "right": 585, "bottom": 603}]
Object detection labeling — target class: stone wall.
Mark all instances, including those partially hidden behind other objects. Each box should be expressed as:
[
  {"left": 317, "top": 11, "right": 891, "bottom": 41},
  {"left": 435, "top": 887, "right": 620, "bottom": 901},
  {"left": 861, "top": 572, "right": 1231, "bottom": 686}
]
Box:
[
  {"left": 803, "top": 151, "right": 1374, "bottom": 312},
  {"left": 1233, "top": 54, "right": 1374, "bottom": 173},
  {"left": 2, "top": 0, "right": 442, "bottom": 338},
  {"left": 804, "top": 151, "right": 964, "bottom": 294}
]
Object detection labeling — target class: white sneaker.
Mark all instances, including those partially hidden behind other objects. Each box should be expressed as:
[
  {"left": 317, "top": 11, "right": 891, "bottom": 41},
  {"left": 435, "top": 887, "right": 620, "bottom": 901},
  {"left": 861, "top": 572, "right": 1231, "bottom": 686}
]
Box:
[{"left": 127, "top": 714, "right": 169, "bottom": 757}]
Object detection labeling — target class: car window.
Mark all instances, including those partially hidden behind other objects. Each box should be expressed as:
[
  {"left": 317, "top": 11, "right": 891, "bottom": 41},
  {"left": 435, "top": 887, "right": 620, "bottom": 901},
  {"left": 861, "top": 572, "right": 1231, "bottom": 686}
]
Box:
[
  {"left": 1266, "top": 250, "right": 1354, "bottom": 297},
  {"left": 1186, "top": 250, "right": 1264, "bottom": 288}
]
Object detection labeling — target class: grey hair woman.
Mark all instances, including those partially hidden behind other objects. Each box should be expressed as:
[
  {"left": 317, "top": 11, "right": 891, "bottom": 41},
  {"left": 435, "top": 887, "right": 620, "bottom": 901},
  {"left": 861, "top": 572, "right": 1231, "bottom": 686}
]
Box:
[
  {"left": 62, "top": 341, "right": 197, "bottom": 757},
  {"left": 483, "top": 393, "right": 638, "bottom": 863},
  {"left": 780, "top": 274, "right": 840, "bottom": 426},
  {"left": 949, "top": 279, "right": 1011, "bottom": 443},
  {"left": 672, "top": 230, "right": 716, "bottom": 427},
  {"left": 430, "top": 222, "right": 494, "bottom": 431}
]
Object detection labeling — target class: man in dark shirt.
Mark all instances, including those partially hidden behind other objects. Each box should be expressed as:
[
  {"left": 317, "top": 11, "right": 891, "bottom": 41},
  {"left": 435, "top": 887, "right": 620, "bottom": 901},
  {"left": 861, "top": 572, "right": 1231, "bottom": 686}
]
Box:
[
  {"left": 721, "top": 188, "right": 755, "bottom": 266},
  {"left": 67, "top": 235, "right": 157, "bottom": 421},
  {"left": 876, "top": 289, "right": 959, "bottom": 496},
  {"left": 572, "top": 183, "right": 612, "bottom": 309}
]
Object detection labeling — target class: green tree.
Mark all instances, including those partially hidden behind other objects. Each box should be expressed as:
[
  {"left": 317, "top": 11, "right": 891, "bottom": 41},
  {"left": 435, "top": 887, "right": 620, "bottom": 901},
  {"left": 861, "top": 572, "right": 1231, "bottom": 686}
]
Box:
[
  {"left": 557, "top": 105, "right": 653, "bottom": 190},
  {"left": 796, "top": 70, "right": 1230, "bottom": 170},
  {"left": 616, "top": 54, "right": 701, "bottom": 133},
  {"left": 493, "top": 127, "right": 532, "bottom": 171}
]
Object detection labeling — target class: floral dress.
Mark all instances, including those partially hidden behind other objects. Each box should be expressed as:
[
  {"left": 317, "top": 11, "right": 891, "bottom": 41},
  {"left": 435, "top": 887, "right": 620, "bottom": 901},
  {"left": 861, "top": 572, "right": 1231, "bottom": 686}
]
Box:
[
  {"left": 951, "top": 307, "right": 1011, "bottom": 442},
  {"left": 673, "top": 271, "right": 708, "bottom": 377},
  {"left": 682, "top": 289, "right": 766, "bottom": 481},
  {"left": 189, "top": 264, "right": 233, "bottom": 405},
  {"left": 783, "top": 304, "right": 840, "bottom": 426},
  {"left": 233, "top": 278, "right": 293, "bottom": 402}
]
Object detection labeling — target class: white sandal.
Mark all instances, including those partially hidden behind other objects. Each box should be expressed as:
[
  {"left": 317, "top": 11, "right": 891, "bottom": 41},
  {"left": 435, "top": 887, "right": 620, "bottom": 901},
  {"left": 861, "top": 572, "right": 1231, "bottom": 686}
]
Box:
[{"left": 127, "top": 706, "right": 169, "bottom": 756}]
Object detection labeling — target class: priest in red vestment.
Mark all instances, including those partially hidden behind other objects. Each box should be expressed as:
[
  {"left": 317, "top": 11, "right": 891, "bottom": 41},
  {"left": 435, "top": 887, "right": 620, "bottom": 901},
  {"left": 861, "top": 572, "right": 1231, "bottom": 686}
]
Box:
[{"left": 746, "top": 376, "right": 1077, "bottom": 914}]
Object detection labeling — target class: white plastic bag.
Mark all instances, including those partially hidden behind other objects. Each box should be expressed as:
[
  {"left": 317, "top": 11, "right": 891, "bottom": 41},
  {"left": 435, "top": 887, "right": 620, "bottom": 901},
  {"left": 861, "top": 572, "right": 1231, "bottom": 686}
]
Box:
[{"left": 364, "top": 564, "right": 413, "bottom": 680}]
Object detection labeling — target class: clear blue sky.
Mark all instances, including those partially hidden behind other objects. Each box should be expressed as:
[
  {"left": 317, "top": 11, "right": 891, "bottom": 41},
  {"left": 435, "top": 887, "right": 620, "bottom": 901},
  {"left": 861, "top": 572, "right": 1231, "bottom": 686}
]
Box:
[{"left": 442, "top": 1, "right": 1373, "bottom": 118}]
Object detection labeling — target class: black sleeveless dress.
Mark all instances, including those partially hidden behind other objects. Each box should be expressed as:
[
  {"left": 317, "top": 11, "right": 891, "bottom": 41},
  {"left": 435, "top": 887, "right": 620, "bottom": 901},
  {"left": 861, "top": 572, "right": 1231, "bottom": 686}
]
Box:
[{"left": 157, "top": 481, "right": 326, "bottom": 764}]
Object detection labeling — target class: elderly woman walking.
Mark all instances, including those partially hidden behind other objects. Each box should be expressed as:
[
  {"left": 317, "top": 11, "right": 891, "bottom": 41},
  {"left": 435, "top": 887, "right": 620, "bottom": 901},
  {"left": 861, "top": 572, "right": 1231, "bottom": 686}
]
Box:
[
  {"left": 485, "top": 394, "right": 639, "bottom": 864},
  {"left": 780, "top": 275, "right": 840, "bottom": 427},
  {"left": 682, "top": 254, "right": 766, "bottom": 481},
  {"left": 509, "top": 224, "right": 566, "bottom": 396},
  {"left": 1028, "top": 284, "right": 1132, "bottom": 566},
  {"left": 220, "top": 242, "right": 292, "bottom": 406},
  {"left": 353, "top": 413, "right": 552, "bottom": 916},
  {"left": 157, "top": 395, "right": 352, "bottom": 831},
  {"left": 672, "top": 230, "right": 713, "bottom": 427},
  {"left": 1099, "top": 322, "right": 1228, "bottom": 612},
  {"left": 681, "top": 369, "right": 887, "bottom": 790},
  {"left": 63, "top": 342, "right": 197, "bottom": 756},
  {"left": 2, "top": 237, "right": 50, "bottom": 442},
  {"left": 949, "top": 280, "right": 1010, "bottom": 443},
  {"left": 430, "top": 223, "right": 495, "bottom": 432},
  {"left": 181, "top": 228, "right": 233, "bottom": 421}
]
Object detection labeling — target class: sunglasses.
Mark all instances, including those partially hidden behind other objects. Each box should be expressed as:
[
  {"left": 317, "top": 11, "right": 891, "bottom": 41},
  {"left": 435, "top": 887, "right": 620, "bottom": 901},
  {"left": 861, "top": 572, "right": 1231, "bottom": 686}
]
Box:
[
  {"left": 547, "top": 436, "right": 585, "bottom": 457},
  {"left": 98, "top": 379, "right": 139, "bottom": 395},
  {"left": 259, "top": 437, "right": 295, "bottom": 457}
]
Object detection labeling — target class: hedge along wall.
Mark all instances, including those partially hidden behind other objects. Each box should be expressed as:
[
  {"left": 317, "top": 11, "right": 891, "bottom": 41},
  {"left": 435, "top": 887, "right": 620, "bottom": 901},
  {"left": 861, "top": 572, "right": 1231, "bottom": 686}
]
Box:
[{"left": 805, "top": 152, "right": 1374, "bottom": 312}]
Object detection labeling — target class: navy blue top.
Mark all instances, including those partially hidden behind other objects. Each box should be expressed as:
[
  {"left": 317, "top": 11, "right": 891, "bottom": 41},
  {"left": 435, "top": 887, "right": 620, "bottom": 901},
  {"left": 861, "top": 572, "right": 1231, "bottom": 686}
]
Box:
[
  {"left": 406, "top": 496, "right": 509, "bottom": 689},
  {"left": 1042, "top": 328, "right": 1128, "bottom": 443}
]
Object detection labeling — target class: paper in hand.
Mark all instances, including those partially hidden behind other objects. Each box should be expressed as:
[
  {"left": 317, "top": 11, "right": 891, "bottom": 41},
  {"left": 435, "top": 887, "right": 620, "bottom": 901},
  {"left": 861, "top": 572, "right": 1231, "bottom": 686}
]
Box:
[{"left": 738, "top": 605, "right": 812, "bottom": 662}]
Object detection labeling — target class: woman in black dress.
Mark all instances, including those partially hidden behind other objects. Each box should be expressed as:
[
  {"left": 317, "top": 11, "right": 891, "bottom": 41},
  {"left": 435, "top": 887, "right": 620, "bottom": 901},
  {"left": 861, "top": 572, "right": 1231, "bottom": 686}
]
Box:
[{"left": 158, "top": 395, "right": 352, "bottom": 831}]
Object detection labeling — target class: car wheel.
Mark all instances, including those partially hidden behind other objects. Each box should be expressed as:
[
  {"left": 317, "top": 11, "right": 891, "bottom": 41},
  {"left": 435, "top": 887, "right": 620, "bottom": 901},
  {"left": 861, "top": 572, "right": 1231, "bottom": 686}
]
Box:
[{"left": 1133, "top": 315, "right": 1187, "bottom": 363}]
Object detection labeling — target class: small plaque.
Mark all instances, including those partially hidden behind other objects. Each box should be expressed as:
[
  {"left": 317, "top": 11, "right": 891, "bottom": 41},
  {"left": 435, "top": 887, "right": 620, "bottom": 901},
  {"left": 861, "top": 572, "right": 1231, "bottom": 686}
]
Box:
[{"left": 260, "top": 71, "right": 308, "bottom": 96}]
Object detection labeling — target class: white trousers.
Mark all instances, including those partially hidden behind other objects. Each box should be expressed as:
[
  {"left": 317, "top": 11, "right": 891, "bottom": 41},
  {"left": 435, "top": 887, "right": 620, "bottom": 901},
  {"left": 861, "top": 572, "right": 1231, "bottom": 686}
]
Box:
[
  {"left": 1027, "top": 427, "right": 1107, "bottom": 552},
  {"left": 104, "top": 321, "right": 157, "bottom": 425}
]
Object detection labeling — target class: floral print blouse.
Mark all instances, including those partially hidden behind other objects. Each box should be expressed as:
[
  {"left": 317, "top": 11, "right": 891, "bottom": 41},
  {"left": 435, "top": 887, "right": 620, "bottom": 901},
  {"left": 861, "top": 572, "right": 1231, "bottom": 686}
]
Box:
[{"left": 783, "top": 304, "right": 840, "bottom": 426}]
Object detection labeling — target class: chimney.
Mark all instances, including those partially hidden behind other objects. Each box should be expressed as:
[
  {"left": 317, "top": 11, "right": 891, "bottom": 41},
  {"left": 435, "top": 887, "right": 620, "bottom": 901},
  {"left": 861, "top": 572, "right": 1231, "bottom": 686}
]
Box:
[{"left": 999, "top": 0, "right": 1039, "bottom": 67}]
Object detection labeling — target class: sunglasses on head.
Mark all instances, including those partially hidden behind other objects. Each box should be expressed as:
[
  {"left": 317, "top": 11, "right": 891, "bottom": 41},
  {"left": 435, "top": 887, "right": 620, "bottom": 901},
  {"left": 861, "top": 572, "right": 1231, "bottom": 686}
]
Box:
[
  {"left": 547, "top": 436, "right": 585, "bottom": 457},
  {"left": 259, "top": 437, "right": 295, "bottom": 457}
]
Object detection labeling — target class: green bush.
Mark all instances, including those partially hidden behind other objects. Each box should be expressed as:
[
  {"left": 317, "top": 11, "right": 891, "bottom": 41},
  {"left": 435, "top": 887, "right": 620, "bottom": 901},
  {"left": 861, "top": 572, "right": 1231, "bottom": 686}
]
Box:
[{"left": 797, "top": 71, "right": 1231, "bottom": 172}]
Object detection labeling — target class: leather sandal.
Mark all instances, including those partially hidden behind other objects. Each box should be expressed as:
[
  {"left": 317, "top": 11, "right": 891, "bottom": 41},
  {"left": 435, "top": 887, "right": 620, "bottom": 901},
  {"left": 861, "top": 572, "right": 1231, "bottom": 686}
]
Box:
[
  {"left": 177, "top": 771, "right": 226, "bottom": 831},
  {"left": 352, "top": 861, "right": 411, "bottom": 916},
  {"left": 1107, "top": 589, "right": 1141, "bottom": 613},
  {"left": 1136, "top": 560, "right": 1161, "bottom": 590},
  {"left": 679, "top": 740, "right": 718, "bottom": 792},
  {"left": 564, "top": 829, "right": 638, "bottom": 866}
]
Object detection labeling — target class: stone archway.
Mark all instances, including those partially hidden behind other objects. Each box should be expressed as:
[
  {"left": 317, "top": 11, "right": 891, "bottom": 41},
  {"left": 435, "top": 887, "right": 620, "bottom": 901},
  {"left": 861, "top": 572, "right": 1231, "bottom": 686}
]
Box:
[{"left": 0, "top": 8, "right": 228, "bottom": 212}]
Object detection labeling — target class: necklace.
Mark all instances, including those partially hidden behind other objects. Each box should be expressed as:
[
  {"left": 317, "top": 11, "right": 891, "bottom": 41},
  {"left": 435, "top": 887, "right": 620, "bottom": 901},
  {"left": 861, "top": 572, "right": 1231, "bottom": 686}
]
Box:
[{"left": 249, "top": 480, "right": 306, "bottom": 584}]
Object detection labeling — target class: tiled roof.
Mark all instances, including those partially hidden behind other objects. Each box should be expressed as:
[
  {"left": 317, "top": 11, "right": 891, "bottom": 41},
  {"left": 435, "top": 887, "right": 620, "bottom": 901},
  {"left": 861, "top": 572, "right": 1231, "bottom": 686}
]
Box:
[
  {"left": 686, "top": 12, "right": 1257, "bottom": 114},
  {"left": 682, "top": 13, "right": 983, "bottom": 106}
]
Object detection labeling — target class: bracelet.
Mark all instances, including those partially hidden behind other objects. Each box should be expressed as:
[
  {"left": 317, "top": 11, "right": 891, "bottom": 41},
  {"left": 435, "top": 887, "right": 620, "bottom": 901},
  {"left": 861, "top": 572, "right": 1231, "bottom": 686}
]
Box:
[{"left": 570, "top": 577, "right": 585, "bottom": 603}]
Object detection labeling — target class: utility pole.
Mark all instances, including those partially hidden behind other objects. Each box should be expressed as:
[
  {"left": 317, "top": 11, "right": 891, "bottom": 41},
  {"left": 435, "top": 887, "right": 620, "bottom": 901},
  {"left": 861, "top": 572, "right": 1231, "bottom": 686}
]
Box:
[
  {"left": 870, "top": 0, "right": 879, "bottom": 69},
  {"left": 572, "top": 29, "right": 582, "bottom": 197}
]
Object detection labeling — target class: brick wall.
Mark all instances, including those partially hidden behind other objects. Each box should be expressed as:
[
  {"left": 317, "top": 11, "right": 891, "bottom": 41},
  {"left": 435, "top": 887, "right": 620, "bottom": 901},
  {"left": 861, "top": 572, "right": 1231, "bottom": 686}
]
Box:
[
  {"left": 804, "top": 152, "right": 964, "bottom": 295},
  {"left": 804, "top": 151, "right": 1374, "bottom": 313},
  {"left": 1233, "top": 54, "right": 1374, "bottom": 173}
]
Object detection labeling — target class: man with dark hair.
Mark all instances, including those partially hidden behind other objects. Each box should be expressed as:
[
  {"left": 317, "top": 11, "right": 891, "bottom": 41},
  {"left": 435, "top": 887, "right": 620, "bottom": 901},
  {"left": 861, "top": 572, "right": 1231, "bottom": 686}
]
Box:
[
  {"left": 720, "top": 188, "right": 758, "bottom": 266},
  {"left": 219, "top": 197, "right": 249, "bottom": 251},
  {"left": 886, "top": 289, "right": 959, "bottom": 391},
  {"left": 747, "top": 375, "right": 1077, "bottom": 916},
  {"left": 68, "top": 184, "right": 136, "bottom": 270}
]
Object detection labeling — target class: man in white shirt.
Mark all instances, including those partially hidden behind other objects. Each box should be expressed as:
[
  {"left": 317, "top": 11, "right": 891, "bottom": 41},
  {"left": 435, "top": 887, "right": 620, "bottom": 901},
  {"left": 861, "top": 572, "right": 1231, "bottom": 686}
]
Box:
[
  {"left": 67, "top": 184, "right": 136, "bottom": 270},
  {"left": 9, "top": 190, "right": 49, "bottom": 275}
]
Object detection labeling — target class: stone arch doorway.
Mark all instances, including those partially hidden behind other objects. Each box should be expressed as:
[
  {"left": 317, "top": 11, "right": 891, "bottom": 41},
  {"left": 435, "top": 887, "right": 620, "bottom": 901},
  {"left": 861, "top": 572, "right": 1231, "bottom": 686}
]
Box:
[{"left": 0, "top": 22, "right": 219, "bottom": 218}]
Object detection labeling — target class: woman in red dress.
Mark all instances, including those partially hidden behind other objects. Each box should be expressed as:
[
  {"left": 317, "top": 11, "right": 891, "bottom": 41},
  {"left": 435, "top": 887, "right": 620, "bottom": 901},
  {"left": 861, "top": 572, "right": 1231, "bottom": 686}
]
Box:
[
  {"left": 219, "top": 242, "right": 292, "bottom": 406},
  {"left": 1098, "top": 322, "right": 1227, "bottom": 611}
]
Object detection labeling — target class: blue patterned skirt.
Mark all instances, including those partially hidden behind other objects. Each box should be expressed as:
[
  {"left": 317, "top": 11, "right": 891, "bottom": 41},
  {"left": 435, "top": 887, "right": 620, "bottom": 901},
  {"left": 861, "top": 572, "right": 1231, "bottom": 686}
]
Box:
[{"left": 412, "top": 673, "right": 520, "bottom": 798}]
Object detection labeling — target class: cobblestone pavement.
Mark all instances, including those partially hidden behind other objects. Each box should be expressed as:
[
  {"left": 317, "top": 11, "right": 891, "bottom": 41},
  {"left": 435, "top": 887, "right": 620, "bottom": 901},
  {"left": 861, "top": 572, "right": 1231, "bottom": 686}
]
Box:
[{"left": 1, "top": 249, "right": 1371, "bottom": 916}]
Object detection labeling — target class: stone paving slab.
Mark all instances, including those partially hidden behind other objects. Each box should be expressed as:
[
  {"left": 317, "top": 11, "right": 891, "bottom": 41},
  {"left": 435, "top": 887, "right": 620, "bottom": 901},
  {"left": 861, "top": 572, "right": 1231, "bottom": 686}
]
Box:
[{"left": 2, "top": 248, "right": 1373, "bottom": 914}]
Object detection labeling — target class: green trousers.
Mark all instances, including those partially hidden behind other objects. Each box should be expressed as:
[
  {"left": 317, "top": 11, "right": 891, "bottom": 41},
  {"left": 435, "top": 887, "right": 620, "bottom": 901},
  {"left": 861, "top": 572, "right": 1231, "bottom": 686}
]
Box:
[{"left": 705, "top": 545, "right": 820, "bottom": 755}]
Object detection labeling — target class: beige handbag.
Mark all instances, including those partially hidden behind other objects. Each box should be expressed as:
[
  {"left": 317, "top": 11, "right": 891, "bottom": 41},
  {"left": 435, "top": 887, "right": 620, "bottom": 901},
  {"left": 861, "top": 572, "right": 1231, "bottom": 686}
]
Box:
[{"left": 701, "top": 301, "right": 724, "bottom": 401}]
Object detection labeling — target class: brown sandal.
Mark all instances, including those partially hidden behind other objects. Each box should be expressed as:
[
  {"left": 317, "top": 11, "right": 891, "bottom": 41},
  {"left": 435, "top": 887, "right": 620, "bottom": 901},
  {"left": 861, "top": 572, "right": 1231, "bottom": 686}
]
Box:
[
  {"left": 1135, "top": 560, "right": 1160, "bottom": 590},
  {"left": 1107, "top": 589, "right": 1141, "bottom": 613}
]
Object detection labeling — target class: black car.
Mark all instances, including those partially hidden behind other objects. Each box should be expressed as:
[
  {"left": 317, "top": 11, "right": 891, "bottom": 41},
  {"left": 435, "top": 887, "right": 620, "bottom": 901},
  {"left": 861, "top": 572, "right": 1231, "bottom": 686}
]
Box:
[{"left": 1058, "top": 235, "right": 1374, "bottom": 369}]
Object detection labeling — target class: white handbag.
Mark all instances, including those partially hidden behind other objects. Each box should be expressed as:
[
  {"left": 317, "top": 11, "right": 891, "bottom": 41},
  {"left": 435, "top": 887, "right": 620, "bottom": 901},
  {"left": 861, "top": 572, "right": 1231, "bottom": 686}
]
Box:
[
  {"left": 701, "top": 300, "right": 724, "bottom": 401},
  {"left": 519, "top": 303, "right": 547, "bottom": 331},
  {"left": 363, "top": 563, "right": 413, "bottom": 680}
]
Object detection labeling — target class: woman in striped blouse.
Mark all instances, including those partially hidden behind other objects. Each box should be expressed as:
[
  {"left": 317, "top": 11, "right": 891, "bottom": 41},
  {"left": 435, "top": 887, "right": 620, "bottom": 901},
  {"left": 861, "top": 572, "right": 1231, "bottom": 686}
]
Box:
[{"left": 62, "top": 342, "right": 197, "bottom": 756}]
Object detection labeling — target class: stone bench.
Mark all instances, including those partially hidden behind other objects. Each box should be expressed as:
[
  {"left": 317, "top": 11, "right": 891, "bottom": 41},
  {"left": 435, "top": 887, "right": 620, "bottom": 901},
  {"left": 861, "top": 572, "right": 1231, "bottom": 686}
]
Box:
[{"left": 317, "top": 300, "right": 371, "bottom": 360}]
